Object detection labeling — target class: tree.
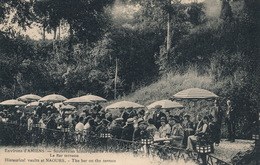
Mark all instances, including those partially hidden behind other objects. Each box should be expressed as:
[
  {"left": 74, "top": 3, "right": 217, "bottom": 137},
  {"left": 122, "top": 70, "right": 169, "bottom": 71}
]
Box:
[
  {"left": 220, "top": 0, "right": 233, "bottom": 21},
  {"left": 33, "top": 0, "right": 115, "bottom": 65}
]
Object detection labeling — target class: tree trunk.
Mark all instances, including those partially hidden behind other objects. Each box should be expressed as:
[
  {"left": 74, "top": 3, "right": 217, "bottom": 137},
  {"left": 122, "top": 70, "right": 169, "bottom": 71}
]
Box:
[
  {"left": 12, "top": 80, "right": 16, "bottom": 99},
  {"left": 53, "top": 27, "right": 57, "bottom": 40},
  {"left": 52, "top": 27, "right": 57, "bottom": 54},
  {"left": 58, "top": 22, "right": 61, "bottom": 40},
  {"left": 114, "top": 58, "right": 118, "bottom": 100},
  {"left": 166, "top": 11, "right": 172, "bottom": 52},
  {"left": 166, "top": 0, "right": 172, "bottom": 52},
  {"left": 43, "top": 26, "right": 46, "bottom": 40},
  {"left": 68, "top": 23, "right": 73, "bottom": 64}
]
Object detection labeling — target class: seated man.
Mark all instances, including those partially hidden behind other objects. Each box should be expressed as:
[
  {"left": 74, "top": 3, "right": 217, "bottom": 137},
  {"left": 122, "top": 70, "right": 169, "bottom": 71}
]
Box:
[
  {"left": 121, "top": 118, "right": 135, "bottom": 141},
  {"left": 168, "top": 115, "right": 184, "bottom": 147},
  {"left": 109, "top": 118, "right": 123, "bottom": 139},
  {"left": 133, "top": 120, "right": 148, "bottom": 141}
]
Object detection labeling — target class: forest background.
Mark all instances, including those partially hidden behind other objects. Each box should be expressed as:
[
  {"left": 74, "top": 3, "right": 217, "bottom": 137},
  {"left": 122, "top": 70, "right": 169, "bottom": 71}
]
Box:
[{"left": 0, "top": 0, "right": 259, "bottom": 138}]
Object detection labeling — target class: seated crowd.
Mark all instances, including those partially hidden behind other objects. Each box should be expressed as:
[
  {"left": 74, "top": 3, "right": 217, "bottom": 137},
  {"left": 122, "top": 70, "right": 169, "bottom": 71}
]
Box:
[{"left": 0, "top": 103, "right": 219, "bottom": 152}]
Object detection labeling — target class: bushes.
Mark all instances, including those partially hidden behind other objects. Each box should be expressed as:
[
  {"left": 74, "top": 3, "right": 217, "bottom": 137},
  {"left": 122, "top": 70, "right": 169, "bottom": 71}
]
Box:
[{"left": 107, "top": 63, "right": 258, "bottom": 139}]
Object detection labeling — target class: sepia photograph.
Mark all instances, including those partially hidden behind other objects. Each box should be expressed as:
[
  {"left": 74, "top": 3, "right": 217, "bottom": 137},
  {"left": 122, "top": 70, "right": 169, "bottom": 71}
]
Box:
[{"left": 0, "top": 0, "right": 259, "bottom": 165}]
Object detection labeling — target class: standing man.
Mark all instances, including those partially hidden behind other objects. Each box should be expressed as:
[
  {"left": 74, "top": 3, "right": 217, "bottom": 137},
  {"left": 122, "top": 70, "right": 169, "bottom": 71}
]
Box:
[
  {"left": 211, "top": 99, "right": 223, "bottom": 145},
  {"left": 226, "top": 99, "right": 235, "bottom": 142},
  {"left": 46, "top": 102, "right": 58, "bottom": 114},
  {"left": 152, "top": 105, "right": 167, "bottom": 129},
  {"left": 121, "top": 107, "right": 131, "bottom": 124},
  {"left": 36, "top": 102, "right": 44, "bottom": 118}
]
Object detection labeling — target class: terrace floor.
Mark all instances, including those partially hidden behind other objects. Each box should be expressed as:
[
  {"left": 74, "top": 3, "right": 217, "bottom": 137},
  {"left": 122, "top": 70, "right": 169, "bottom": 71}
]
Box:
[{"left": 211, "top": 139, "right": 255, "bottom": 164}]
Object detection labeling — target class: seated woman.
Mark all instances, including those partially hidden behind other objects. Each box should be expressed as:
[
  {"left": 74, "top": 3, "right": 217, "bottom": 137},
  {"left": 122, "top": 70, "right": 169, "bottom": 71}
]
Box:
[
  {"left": 158, "top": 117, "right": 171, "bottom": 138},
  {"left": 186, "top": 116, "right": 209, "bottom": 151},
  {"left": 182, "top": 113, "right": 194, "bottom": 147},
  {"left": 83, "top": 119, "right": 96, "bottom": 142},
  {"left": 146, "top": 118, "right": 158, "bottom": 139}
]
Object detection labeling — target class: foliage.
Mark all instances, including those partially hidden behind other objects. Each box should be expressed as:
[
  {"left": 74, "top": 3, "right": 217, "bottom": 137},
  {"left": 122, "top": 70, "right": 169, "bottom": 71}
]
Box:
[
  {"left": 32, "top": 0, "right": 114, "bottom": 42},
  {"left": 0, "top": 0, "right": 258, "bottom": 139},
  {"left": 0, "top": 0, "right": 34, "bottom": 30}
]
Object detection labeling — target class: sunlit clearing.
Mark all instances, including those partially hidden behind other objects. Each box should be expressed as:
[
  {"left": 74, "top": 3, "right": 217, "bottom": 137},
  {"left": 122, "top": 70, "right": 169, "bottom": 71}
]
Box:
[{"left": 111, "top": 0, "right": 140, "bottom": 20}]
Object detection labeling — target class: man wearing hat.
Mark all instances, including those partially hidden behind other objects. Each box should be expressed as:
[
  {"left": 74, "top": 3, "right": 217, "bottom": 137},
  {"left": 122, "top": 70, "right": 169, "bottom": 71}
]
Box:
[
  {"left": 36, "top": 102, "right": 44, "bottom": 118},
  {"left": 226, "top": 99, "right": 235, "bottom": 142},
  {"left": 182, "top": 113, "right": 194, "bottom": 147},
  {"left": 96, "top": 119, "right": 110, "bottom": 135},
  {"left": 168, "top": 115, "right": 184, "bottom": 147},
  {"left": 121, "top": 118, "right": 135, "bottom": 141},
  {"left": 105, "top": 112, "right": 113, "bottom": 123},
  {"left": 47, "top": 102, "right": 58, "bottom": 114},
  {"left": 92, "top": 103, "right": 102, "bottom": 112},
  {"left": 133, "top": 120, "right": 148, "bottom": 141},
  {"left": 121, "top": 107, "right": 132, "bottom": 123},
  {"left": 152, "top": 105, "right": 167, "bottom": 129},
  {"left": 46, "top": 113, "right": 58, "bottom": 144},
  {"left": 211, "top": 99, "right": 223, "bottom": 144},
  {"left": 110, "top": 118, "right": 123, "bottom": 139}
]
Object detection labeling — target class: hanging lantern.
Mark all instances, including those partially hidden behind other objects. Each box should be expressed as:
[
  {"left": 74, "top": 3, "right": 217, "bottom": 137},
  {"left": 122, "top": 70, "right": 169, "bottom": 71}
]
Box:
[
  {"left": 100, "top": 133, "right": 111, "bottom": 138},
  {"left": 61, "top": 128, "right": 69, "bottom": 133},
  {"left": 196, "top": 144, "right": 212, "bottom": 153},
  {"left": 252, "top": 134, "right": 259, "bottom": 140},
  {"left": 141, "top": 138, "right": 154, "bottom": 145},
  {"left": 10, "top": 121, "right": 18, "bottom": 125},
  {"left": 32, "top": 123, "right": 41, "bottom": 128}
]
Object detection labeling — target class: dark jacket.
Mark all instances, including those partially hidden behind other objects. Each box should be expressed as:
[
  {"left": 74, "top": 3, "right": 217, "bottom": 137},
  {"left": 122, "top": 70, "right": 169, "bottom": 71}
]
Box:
[
  {"left": 121, "top": 124, "right": 135, "bottom": 141},
  {"left": 110, "top": 124, "right": 122, "bottom": 139},
  {"left": 47, "top": 118, "right": 57, "bottom": 130},
  {"left": 133, "top": 128, "right": 149, "bottom": 141},
  {"left": 211, "top": 106, "right": 223, "bottom": 124},
  {"left": 226, "top": 105, "right": 235, "bottom": 121},
  {"left": 121, "top": 111, "right": 130, "bottom": 123},
  {"left": 152, "top": 112, "right": 167, "bottom": 129},
  {"left": 96, "top": 124, "right": 109, "bottom": 134}
]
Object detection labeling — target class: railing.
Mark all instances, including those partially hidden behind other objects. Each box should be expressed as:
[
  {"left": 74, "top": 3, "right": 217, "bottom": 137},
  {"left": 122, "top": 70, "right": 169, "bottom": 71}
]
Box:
[{"left": 0, "top": 122, "right": 231, "bottom": 165}]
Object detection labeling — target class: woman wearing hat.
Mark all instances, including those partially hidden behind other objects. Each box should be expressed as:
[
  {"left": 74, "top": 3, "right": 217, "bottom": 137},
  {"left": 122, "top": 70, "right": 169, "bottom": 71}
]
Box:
[
  {"left": 158, "top": 117, "right": 171, "bottom": 138},
  {"left": 186, "top": 116, "right": 209, "bottom": 152},
  {"left": 182, "top": 113, "right": 194, "bottom": 147},
  {"left": 146, "top": 118, "right": 158, "bottom": 139}
]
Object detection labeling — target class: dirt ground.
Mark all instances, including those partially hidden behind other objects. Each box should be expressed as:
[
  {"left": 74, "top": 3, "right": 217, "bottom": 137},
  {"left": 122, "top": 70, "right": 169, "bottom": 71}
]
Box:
[{"left": 211, "top": 139, "right": 255, "bottom": 163}]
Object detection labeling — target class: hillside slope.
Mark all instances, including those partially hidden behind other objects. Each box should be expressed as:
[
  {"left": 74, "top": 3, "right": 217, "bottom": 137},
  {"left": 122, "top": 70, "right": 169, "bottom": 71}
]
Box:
[{"left": 105, "top": 68, "right": 219, "bottom": 106}]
